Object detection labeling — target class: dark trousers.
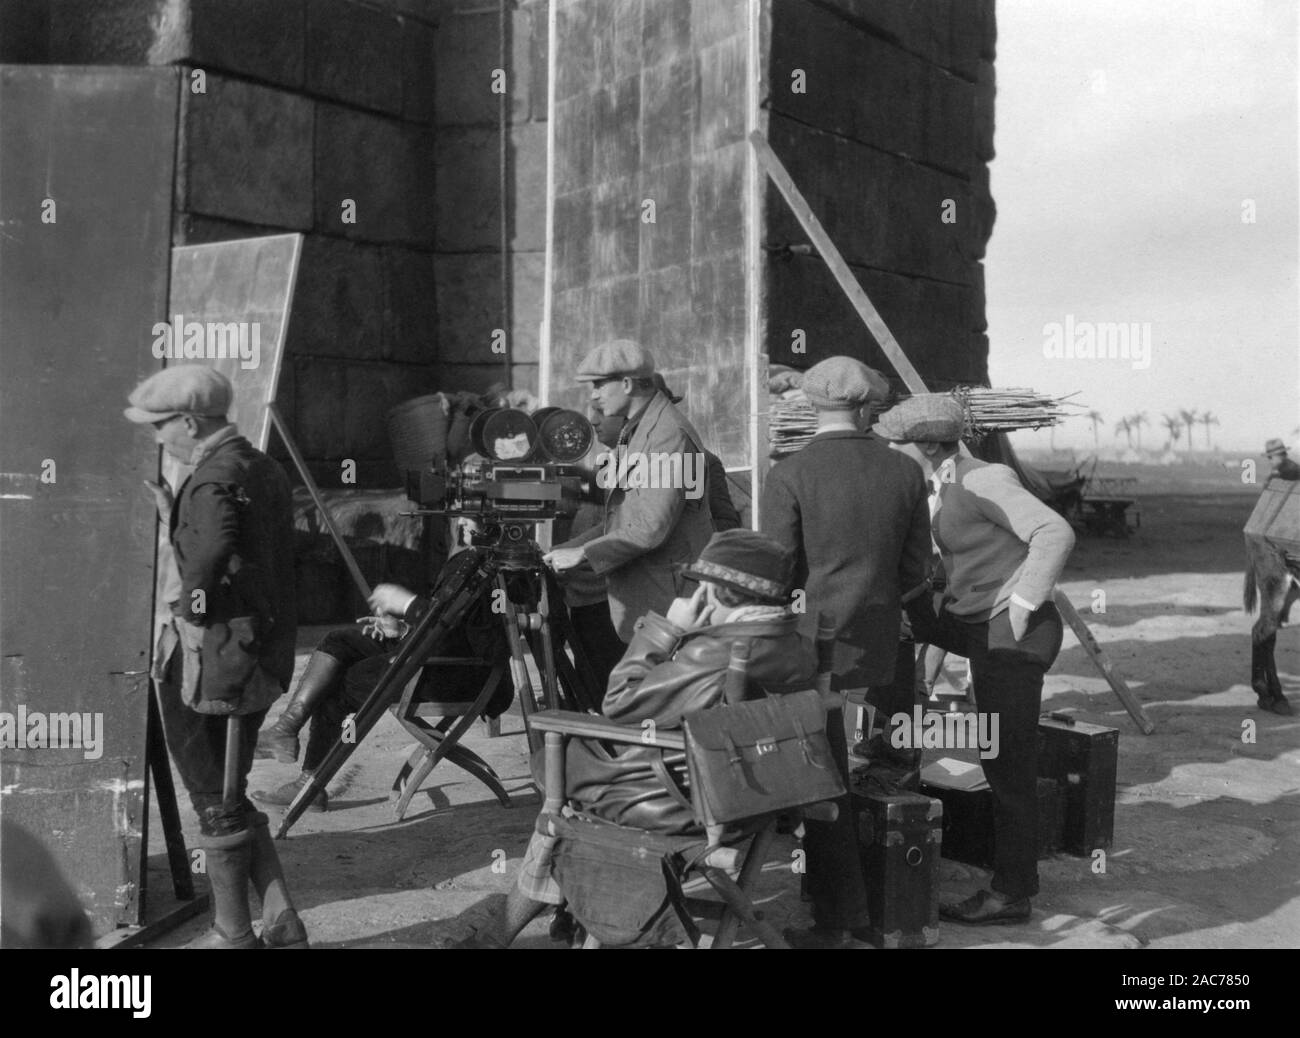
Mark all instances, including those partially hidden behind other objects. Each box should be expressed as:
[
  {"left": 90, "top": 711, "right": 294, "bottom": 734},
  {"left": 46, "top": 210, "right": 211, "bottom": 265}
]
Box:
[
  {"left": 156, "top": 648, "right": 268, "bottom": 837},
  {"left": 926, "top": 603, "right": 1063, "bottom": 900},
  {"left": 802, "top": 702, "right": 871, "bottom": 930},
  {"left": 864, "top": 638, "right": 918, "bottom": 721},
  {"left": 567, "top": 600, "right": 626, "bottom": 698},
  {"left": 302, "top": 628, "right": 391, "bottom": 772}
]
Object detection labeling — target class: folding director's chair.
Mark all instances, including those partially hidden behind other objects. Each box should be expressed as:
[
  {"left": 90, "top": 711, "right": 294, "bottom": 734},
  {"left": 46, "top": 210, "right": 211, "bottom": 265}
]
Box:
[{"left": 529, "top": 612, "right": 843, "bottom": 949}]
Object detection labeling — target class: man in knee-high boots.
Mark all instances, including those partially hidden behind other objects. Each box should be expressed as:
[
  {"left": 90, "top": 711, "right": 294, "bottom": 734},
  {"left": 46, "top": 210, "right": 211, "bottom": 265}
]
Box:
[{"left": 127, "top": 365, "right": 308, "bottom": 948}]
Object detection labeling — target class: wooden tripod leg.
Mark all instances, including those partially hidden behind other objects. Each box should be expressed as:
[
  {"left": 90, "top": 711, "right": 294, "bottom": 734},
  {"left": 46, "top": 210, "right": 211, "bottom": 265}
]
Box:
[
  {"left": 499, "top": 573, "right": 543, "bottom": 754},
  {"left": 147, "top": 684, "right": 194, "bottom": 900},
  {"left": 712, "top": 823, "right": 777, "bottom": 950}
]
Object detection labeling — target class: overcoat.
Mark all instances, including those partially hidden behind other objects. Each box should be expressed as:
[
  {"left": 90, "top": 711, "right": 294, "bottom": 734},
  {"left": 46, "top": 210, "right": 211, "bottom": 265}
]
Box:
[
  {"left": 561, "top": 392, "right": 714, "bottom": 640},
  {"left": 760, "top": 430, "right": 931, "bottom": 688}
]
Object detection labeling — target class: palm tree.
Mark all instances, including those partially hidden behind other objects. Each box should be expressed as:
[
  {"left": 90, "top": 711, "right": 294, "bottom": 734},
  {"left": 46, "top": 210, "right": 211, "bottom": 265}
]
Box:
[
  {"left": 1130, "top": 411, "right": 1149, "bottom": 451},
  {"left": 1086, "top": 410, "right": 1104, "bottom": 448},
  {"left": 1200, "top": 411, "right": 1220, "bottom": 450},
  {"left": 1161, "top": 413, "right": 1182, "bottom": 450},
  {"left": 1114, "top": 416, "right": 1133, "bottom": 447},
  {"left": 1179, "top": 409, "right": 1198, "bottom": 453}
]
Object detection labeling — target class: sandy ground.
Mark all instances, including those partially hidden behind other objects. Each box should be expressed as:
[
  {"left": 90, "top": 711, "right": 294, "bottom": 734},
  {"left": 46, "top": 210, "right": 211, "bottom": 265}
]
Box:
[{"left": 143, "top": 489, "right": 1300, "bottom": 949}]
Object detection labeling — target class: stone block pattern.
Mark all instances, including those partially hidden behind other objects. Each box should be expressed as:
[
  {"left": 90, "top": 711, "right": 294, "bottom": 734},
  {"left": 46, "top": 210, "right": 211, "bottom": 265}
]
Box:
[
  {"left": 763, "top": 0, "right": 996, "bottom": 391},
  {"left": 548, "top": 0, "right": 996, "bottom": 469},
  {"left": 42, "top": 0, "right": 461, "bottom": 487},
  {"left": 433, "top": 0, "right": 548, "bottom": 399},
  {"left": 549, "top": 0, "right": 755, "bottom": 467}
]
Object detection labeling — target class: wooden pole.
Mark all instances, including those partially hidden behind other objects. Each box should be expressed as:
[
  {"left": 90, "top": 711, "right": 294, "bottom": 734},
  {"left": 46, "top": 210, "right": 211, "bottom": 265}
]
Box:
[
  {"left": 222, "top": 717, "right": 241, "bottom": 806},
  {"left": 1057, "top": 599, "right": 1155, "bottom": 734},
  {"left": 749, "top": 130, "right": 1154, "bottom": 734},
  {"left": 268, "top": 403, "right": 372, "bottom": 603},
  {"left": 749, "top": 130, "right": 927, "bottom": 395}
]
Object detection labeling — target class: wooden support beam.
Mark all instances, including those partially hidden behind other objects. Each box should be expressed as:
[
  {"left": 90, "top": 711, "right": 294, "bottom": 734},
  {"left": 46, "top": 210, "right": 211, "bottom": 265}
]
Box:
[
  {"left": 749, "top": 129, "right": 927, "bottom": 394},
  {"left": 1057, "top": 597, "right": 1155, "bottom": 734},
  {"left": 268, "top": 403, "right": 372, "bottom": 603}
]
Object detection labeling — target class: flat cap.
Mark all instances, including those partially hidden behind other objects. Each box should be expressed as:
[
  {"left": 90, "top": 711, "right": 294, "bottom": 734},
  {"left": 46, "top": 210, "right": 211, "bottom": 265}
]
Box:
[
  {"left": 874, "top": 394, "right": 966, "bottom": 443},
  {"left": 124, "top": 364, "right": 233, "bottom": 424},
  {"left": 575, "top": 340, "right": 655, "bottom": 382},
  {"left": 801, "top": 356, "right": 891, "bottom": 410}
]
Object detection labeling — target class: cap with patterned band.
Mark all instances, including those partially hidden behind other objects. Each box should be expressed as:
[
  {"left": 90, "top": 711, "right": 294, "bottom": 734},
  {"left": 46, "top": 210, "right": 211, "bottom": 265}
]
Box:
[{"left": 679, "top": 529, "right": 796, "bottom": 605}]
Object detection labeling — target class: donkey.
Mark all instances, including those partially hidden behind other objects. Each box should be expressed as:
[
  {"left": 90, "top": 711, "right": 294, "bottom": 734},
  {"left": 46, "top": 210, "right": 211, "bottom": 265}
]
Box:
[{"left": 1243, "top": 532, "right": 1298, "bottom": 715}]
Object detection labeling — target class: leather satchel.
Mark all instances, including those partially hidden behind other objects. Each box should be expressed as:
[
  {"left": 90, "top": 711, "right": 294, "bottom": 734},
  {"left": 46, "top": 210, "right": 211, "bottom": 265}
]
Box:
[{"left": 683, "top": 688, "right": 845, "bottom": 826}]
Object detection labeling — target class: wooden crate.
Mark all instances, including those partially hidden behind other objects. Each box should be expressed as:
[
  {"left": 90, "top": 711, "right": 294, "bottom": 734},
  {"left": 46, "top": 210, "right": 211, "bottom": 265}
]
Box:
[{"left": 1244, "top": 480, "right": 1300, "bottom": 553}]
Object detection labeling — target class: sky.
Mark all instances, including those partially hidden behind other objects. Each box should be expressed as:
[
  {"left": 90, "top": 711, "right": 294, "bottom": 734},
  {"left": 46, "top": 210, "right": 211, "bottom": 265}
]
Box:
[{"left": 987, "top": 0, "right": 1299, "bottom": 454}]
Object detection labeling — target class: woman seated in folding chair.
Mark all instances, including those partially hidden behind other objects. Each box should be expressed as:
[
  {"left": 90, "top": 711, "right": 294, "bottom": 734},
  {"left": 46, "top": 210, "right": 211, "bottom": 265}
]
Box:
[{"left": 466, "top": 529, "right": 817, "bottom": 948}]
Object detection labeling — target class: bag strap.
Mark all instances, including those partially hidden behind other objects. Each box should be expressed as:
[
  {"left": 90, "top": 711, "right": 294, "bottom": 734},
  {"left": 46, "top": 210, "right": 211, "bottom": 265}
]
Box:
[{"left": 722, "top": 729, "right": 743, "bottom": 766}]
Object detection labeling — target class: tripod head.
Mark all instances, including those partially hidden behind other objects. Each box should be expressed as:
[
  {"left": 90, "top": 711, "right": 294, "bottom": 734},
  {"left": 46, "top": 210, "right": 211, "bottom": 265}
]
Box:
[{"left": 464, "top": 521, "right": 547, "bottom": 570}]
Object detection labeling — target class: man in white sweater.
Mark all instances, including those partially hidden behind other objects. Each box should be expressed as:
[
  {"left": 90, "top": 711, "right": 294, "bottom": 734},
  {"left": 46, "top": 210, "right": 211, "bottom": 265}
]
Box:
[{"left": 879, "top": 396, "right": 1075, "bottom": 926}]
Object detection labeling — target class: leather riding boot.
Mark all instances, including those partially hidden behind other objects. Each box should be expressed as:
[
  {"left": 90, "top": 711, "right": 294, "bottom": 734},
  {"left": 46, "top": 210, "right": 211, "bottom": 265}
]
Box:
[
  {"left": 247, "top": 812, "right": 310, "bottom": 948},
  {"left": 252, "top": 772, "right": 328, "bottom": 812},
  {"left": 258, "top": 651, "right": 344, "bottom": 764},
  {"left": 187, "top": 829, "right": 258, "bottom": 949}
]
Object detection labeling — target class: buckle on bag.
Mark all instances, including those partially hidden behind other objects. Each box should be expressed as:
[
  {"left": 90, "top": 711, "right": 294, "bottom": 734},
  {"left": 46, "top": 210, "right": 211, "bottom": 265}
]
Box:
[{"left": 755, "top": 738, "right": 777, "bottom": 756}]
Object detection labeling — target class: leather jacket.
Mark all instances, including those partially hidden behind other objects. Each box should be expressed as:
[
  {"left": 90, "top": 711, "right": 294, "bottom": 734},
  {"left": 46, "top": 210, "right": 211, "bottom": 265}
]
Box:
[{"left": 559, "top": 611, "right": 817, "bottom": 834}]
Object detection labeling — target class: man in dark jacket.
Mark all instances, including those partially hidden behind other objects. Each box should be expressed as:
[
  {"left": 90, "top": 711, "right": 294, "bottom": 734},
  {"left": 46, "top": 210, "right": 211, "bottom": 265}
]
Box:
[
  {"left": 759, "top": 355, "right": 932, "bottom": 948},
  {"left": 127, "top": 364, "right": 306, "bottom": 949}
]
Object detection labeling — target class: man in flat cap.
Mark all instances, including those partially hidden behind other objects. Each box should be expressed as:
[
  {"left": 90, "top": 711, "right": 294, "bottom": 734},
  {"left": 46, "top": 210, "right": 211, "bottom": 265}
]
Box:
[
  {"left": 125, "top": 364, "right": 307, "bottom": 948},
  {"left": 543, "top": 340, "right": 714, "bottom": 643},
  {"left": 1264, "top": 438, "right": 1300, "bottom": 482},
  {"left": 760, "top": 355, "right": 932, "bottom": 948},
  {"left": 878, "top": 394, "right": 1075, "bottom": 926}
]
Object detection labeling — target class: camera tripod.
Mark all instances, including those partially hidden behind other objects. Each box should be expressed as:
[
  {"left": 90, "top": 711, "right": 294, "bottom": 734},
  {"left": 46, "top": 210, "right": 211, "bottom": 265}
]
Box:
[{"left": 275, "top": 534, "right": 602, "bottom": 838}]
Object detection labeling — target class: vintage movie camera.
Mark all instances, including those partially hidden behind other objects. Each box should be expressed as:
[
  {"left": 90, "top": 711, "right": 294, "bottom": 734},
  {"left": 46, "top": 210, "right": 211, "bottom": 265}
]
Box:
[{"left": 405, "top": 406, "right": 594, "bottom": 546}]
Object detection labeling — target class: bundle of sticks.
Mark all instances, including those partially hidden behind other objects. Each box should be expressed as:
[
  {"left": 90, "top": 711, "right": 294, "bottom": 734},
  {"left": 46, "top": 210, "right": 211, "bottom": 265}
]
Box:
[{"left": 769, "top": 385, "right": 1081, "bottom": 456}]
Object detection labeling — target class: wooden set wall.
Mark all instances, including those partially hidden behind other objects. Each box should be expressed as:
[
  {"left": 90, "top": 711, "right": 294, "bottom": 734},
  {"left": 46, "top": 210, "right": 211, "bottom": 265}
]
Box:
[
  {"left": 0, "top": 0, "right": 556, "bottom": 489},
  {"left": 762, "top": 0, "right": 996, "bottom": 390},
  {"left": 0, "top": 0, "right": 441, "bottom": 488},
  {"left": 433, "top": 0, "right": 549, "bottom": 399},
  {"left": 547, "top": 0, "right": 997, "bottom": 473},
  {"left": 547, "top": 0, "right": 754, "bottom": 467}
]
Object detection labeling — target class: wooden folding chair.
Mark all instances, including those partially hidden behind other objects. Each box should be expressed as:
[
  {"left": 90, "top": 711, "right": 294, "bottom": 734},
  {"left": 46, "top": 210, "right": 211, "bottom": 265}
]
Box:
[
  {"left": 389, "top": 655, "right": 512, "bottom": 818},
  {"left": 529, "top": 612, "right": 841, "bottom": 949}
]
